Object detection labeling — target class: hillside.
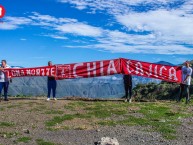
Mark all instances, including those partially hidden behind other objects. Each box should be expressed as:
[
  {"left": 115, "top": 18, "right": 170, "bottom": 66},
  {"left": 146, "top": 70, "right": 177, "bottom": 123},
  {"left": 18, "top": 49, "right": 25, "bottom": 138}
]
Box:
[
  {"left": 133, "top": 58, "right": 193, "bottom": 101},
  {"left": 9, "top": 75, "right": 160, "bottom": 98}
]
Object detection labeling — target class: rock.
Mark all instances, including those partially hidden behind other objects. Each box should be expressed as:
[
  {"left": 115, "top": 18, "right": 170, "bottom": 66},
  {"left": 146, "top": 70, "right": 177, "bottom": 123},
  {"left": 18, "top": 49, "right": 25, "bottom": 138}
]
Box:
[
  {"left": 97, "top": 137, "right": 119, "bottom": 145},
  {"left": 23, "top": 129, "right": 30, "bottom": 134}
]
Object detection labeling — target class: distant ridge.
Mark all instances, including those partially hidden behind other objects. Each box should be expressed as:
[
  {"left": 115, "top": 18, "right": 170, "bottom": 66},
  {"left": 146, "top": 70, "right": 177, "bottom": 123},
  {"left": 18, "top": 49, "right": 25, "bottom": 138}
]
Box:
[
  {"left": 155, "top": 61, "right": 175, "bottom": 66},
  {"left": 11, "top": 66, "right": 24, "bottom": 68}
]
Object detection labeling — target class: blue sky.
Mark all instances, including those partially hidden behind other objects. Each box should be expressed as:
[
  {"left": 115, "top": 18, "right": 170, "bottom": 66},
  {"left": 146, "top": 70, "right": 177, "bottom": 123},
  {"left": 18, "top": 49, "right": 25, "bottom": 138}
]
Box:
[{"left": 0, "top": 0, "right": 193, "bottom": 67}]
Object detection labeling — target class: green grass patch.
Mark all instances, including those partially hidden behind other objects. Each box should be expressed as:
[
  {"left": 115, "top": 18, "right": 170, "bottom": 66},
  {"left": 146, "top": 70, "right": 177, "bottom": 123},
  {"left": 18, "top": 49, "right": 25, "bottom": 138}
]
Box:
[
  {"left": 47, "top": 125, "right": 70, "bottom": 131},
  {"left": 0, "top": 132, "right": 19, "bottom": 138},
  {"left": 45, "top": 114, "right": 75, "bottom": 127},
  {"left": 45, "top": 110, "right": 64, "bottom": 115},
  {"left": 36, "top": 139, "right": 57, "bottom": 145},
  {"left": 0, "top": 107, "right": 4, "bottom": 111},
  {"left": 28, "top": 105, "right": 47, "bottom": 112},
  {"left": 63, "top": 101, "right": 88, "bottom": 111},
  {"left": 98, "top": 120, "right": 117, "bottom": 126},
  {"left": 0, "top": 122, "right": 15, "bottom": 127},
  {"left": 16, "top": 137, "right": 31, "bottom": 143},
  {"left": 7, "top": 104, "right": 22, "bottom": 108},
  {"left": 63, "top": 105, "right": 75, "bottom": 110}
]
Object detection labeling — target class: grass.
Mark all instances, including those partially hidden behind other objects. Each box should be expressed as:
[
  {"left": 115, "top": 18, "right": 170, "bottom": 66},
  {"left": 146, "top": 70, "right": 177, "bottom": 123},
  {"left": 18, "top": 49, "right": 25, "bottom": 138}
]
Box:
[
  {"left": 45, "top": 114, "right": 75, "bottom": 127},
  {"left": 45, "top": 110, "right": 64, "bottom": 114},
  {"left": 0, "top": 107, "right": 4, "bottom": 111},
  {"left": 7, "top": 104, "right": 23, "bottom": 108},
  {"left": 16, "top": 137, "right": 31, "bottom": 143},
  {"left": 45, "top": 101, "right": 193, "bottom": 140},
  {"left": 0, "top": 132, "right": 19, "bottom": 138},
  {"left": 36, "top": 139, "right": 57, "bottom": 145},
  {"left": 28, "top": 105, "right": 47, "bottom": 112},
  {"left": 0, "top": 122, "right": 15, "bottom": 127}
]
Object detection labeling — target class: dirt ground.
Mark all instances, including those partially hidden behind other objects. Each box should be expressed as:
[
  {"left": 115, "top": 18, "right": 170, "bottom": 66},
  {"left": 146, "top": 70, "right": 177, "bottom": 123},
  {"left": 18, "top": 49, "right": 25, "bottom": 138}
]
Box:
[{"left": 0, "top": 98, "right": 193, "bottom": 145}]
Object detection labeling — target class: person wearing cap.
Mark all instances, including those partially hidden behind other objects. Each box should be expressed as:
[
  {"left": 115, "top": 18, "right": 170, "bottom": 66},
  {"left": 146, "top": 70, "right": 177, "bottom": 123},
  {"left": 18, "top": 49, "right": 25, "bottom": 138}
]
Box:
[
  {"left": 178, "top": 61, "right": 192, "bottom": 104},
  {"left": 123, "top": 74, "right": 132, "bottom": 102},
  {"left": 0, "top": 60, "right": 10, "bottom": 101},
  {"left": 47, "top": 61, "right": 57, "bottom": 101}
]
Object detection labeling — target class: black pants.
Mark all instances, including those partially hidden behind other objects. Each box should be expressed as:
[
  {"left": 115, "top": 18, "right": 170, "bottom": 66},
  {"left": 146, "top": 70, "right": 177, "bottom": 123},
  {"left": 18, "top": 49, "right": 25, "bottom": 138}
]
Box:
[
  {"left": 0, "top": 82, "right": 9, "bottom": 100},
  {"left": 124, "top": 84, "right": 132, "bottom": 99},
  {"left": 47, "top": 80, "right": 57, "bottom": 98},
  {"left": 179, "top": 84, "right": 190, "bottom": 103}
]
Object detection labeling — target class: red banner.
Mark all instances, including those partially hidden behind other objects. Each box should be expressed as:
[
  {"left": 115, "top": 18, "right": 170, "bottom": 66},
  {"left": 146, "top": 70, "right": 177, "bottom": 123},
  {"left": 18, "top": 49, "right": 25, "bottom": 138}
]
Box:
[
  {"left": 56, "top": 59, "right": 120, "bottom": 79},
  {"left": 3, "top": 58, "right": 182, "bottom": 83},
  {"left": 4, "top": 66, "right": 56, "bottom": 78},
  {"left": 121, "top": 58, "right": 181, "bottom": 83}
]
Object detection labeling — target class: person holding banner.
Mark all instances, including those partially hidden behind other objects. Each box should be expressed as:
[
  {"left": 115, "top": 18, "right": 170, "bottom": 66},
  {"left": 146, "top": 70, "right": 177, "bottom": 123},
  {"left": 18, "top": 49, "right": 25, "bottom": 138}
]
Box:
[
  {"left": 47, "top": 61, "right": 57, "bottom": 101},
  {"left": 123, "top": 74, "right": 132, "bottom": 103},
  {"left": 178, "top": 61, "right": 192, "bottom": 104},
  {"left": 0, "top": 60, "right": 10, "bottom": 101}
]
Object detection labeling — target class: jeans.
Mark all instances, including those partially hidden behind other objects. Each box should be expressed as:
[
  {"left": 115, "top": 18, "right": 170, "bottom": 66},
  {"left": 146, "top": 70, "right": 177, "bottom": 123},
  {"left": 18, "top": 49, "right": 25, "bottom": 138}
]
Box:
[
  {"left": 124, "top": 84, "right": 132, "bottom": 99},
  {"left": 0, "top": 82, "right": 9, "bottom": 100},
  {"left": 47, "top": 80, "right": 57, "bottom": 98},
  {"left": 179, "top": 84, "right": 190, "bottom": 103}
]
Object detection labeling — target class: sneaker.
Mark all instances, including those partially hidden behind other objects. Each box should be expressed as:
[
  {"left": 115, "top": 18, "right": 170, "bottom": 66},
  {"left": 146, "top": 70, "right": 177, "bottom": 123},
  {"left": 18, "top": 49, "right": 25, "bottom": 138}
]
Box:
[
  {"left": 53, "top": 98, "right": 57, "bottom": 101},
  {"left": 129, "top": 99, "right": 132, "bottom": 103},
  {"left": 4, "top": 99, "right": 9, "bottom": 101},
  {"left": 47, "top": 98, "right": 50, "bottom": 101},
  {"left": 124, "top": 99, "right": 128, "bottom": 102}
]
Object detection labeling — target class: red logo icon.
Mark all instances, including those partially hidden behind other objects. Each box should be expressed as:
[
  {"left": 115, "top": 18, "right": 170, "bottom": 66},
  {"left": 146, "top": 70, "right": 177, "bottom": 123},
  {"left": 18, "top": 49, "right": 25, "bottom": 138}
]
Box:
[{"left": 0, "top": 5, "right": 6, "bottom": 18}]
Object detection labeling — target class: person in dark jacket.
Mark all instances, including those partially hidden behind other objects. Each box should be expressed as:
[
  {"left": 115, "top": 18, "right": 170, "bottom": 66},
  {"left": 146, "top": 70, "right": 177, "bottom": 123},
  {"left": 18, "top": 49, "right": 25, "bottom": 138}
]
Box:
[
  {"left": 123, "top": 74, "right": 132, "bottom": 102},
  {"left": 47, "top": 61, "right": 57, "bottom": 101}
]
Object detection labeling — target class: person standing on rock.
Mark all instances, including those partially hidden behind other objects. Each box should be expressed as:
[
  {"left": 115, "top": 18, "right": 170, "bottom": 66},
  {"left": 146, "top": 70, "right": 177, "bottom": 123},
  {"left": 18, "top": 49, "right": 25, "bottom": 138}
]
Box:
[
  {"left": 123, "top": 74, "right": 132, "bottom": 102},
  {"left": 178, "top": 61, "right": 192, "bottom": 104},
  {"left": 47, "top": 61, "right": 57, "bottom": 101},
  {"left": 0, "top": 60, "right": 11, "bottom": 101}
]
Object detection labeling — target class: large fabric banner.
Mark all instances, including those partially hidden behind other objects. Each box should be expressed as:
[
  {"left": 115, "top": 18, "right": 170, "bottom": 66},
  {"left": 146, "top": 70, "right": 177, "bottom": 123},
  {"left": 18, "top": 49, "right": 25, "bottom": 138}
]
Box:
[
  {"left": 4, "top": 66, "right": 56, "bottom": 78},
  {"left": 55, "top": 59, "right": 120, "bottom": 79},
  {"left": 120, "top": 58, "right": 182, "bottom": 83},
  {"left": 3, "top": 58, "right": 182, "bottom": 83}
]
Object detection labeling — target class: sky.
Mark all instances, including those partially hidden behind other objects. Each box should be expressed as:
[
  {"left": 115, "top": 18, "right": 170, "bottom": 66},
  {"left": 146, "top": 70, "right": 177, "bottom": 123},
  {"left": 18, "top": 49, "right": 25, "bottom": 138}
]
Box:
[{"left": 0, "top": 0, "right": 193, "bottom": 67}]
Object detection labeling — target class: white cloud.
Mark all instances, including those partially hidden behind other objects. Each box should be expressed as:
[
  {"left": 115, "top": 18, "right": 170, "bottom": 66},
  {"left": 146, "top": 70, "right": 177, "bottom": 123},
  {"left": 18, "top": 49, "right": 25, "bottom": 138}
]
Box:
[
  {"left": 0, "top": 17, "right": 32, "bottom": 30},
  {"left": 0, "top": 23, "right": 18, "bottom": 30},
  {"left": 55, "top": 23, "right": 103, "bottom": 37},
  {"left": 58, "top": 0, "right": 193, "bottom": 54},
  {"left": 116, "top": 9, "right": 193, "bottom": 44},
  {"left": 71, "top": 43, "right": 193, "bottom": 54},
  {"left": 43, "top": 34, "right": 68, "bottom": 40},
  {"left": 30, "top": 12, "right": 58, "bottom": 22},
  {"left": 58, "top": 0, "right": 177, "bottom": 14},
  {"left": 2, "top": 0, "right": 193, "bottom": 55}
]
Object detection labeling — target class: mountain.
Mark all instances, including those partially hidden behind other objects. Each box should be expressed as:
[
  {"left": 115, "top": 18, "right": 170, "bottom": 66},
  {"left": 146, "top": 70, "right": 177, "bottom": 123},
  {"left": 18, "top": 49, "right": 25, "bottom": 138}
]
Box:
[
  {"left": 155, "top": 61, "right": 175, "bottom": 66},
  {"left": 9, "top": 75, "right": 160, "bottom": 98},
  {"left": 11, "top": 66, "right": 25, "bottom": 68}
]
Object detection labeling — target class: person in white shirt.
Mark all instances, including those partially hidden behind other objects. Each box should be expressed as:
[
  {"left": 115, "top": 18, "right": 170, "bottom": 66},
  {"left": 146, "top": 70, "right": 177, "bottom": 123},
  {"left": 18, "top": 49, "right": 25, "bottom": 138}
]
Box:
[
  {"left": 0, "top": 60, "right": 10, "bottom": 101},
  {"left": 178, "top": 61, "right": 192, "bottom": 104}
]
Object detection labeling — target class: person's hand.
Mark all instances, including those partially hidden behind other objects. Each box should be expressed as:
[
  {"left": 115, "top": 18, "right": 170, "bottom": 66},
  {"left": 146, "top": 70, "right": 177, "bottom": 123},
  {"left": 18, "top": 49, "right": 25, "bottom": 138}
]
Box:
[{"left": 0, "top": 68, "right": 4, "bottom": 71}]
